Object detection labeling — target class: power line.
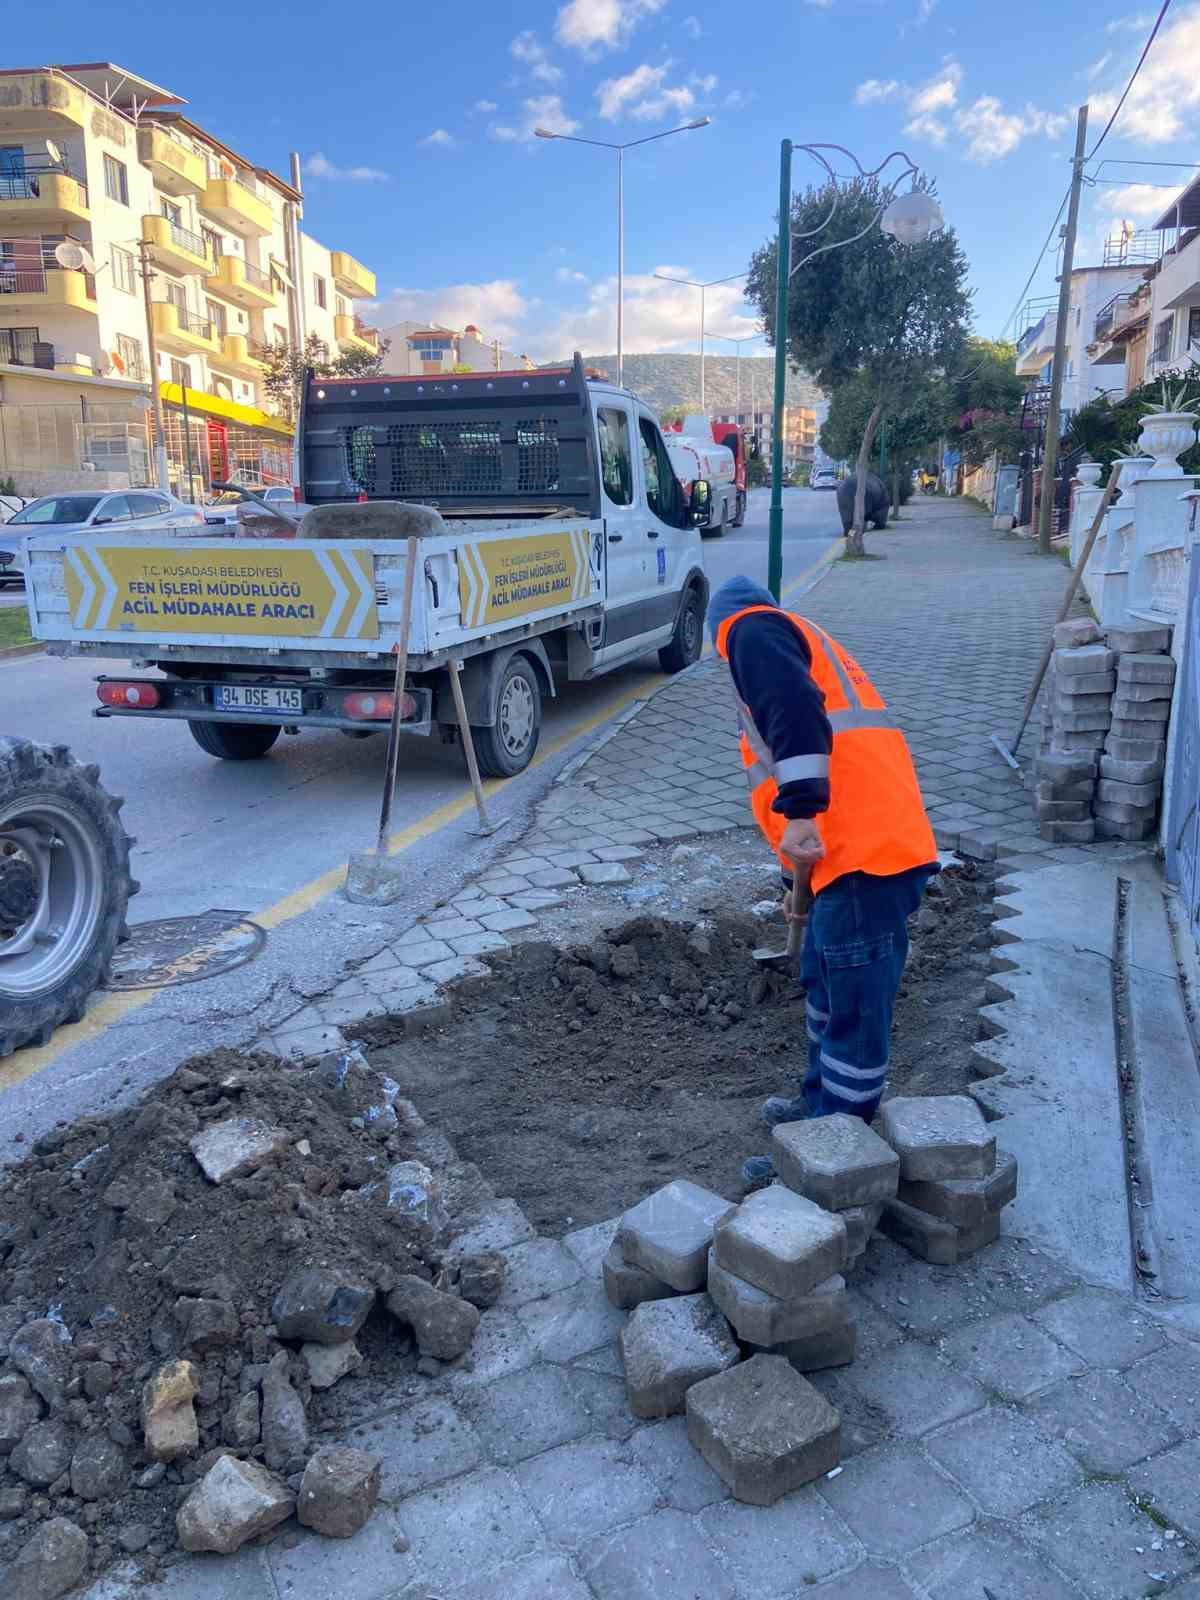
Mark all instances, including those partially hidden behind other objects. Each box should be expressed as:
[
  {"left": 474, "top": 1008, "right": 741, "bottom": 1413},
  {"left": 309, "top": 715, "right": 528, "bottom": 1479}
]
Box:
[
  {"left": 999, "top": 185, "right": 1071, "bottom": 340},
  {"left": 1085, "top": 0, "right": 1172, "bottom": 162}
]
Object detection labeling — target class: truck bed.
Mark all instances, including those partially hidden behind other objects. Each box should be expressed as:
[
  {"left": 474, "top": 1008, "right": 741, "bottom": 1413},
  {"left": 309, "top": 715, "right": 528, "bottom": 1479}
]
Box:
[{"left": 24, "top": 517, "right": 604, "bottom": 670}]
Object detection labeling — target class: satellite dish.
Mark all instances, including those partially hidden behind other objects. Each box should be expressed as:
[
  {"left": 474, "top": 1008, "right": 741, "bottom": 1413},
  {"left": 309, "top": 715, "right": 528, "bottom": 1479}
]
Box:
[
  {"left": 45, "top": 139, "right": 64, "bottom": 167},
  {"left": 54, "top": 241, "right": 94, "bottom": 273},
  {"left": 95, "top": 353, "right": 113, "bottom": 375}
]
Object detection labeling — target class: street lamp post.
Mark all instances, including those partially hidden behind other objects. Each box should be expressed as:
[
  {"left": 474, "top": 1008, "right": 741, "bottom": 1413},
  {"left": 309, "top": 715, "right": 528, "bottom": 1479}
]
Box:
[
  {"left": 654, "top": 270, "right": 748, "bottom": 411},
  {"left": 765, "top": 140, "right": 943, "bottom": 599},
  {"left": 703, "top": 330, "right": 768, "bottom": 421},
  {"left": 536, "top": 119, "right": 710, "bottom": 388}
]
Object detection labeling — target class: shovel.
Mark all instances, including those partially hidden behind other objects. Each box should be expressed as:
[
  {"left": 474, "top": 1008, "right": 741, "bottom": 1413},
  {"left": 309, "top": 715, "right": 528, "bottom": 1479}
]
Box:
[{"left": 752, "top": 899, "right": 807, "bottom": 968}]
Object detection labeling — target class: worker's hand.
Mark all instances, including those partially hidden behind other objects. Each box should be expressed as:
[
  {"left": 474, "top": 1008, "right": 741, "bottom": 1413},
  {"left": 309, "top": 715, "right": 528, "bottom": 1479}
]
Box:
[{"left": 780, "top": 818, "right": 825, "bottom": 872}]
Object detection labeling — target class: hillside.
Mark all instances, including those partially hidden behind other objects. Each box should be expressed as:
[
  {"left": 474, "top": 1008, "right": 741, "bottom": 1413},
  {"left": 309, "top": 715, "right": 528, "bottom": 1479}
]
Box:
[{"left": 542, "top": 352, "right": 823, "bottom": 414}]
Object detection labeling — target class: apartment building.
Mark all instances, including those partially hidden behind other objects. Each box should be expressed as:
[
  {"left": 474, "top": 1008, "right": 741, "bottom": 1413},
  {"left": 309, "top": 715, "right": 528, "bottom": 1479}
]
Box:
[
  {"left": 1014, "top": 247, "right": 1147, "bottom": 421},
  {"left": 371, "top": 319, "right": 534, "bottom": 376},
  {"left": 711, "top": 404, "right": 817, "bottom": 475},
  {"left": 0, "top": 63, "right": 377, "bottom": 492}
]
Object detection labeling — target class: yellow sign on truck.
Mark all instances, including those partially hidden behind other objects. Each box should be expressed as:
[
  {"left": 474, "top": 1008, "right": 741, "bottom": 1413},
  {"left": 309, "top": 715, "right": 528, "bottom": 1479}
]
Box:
[
  {"left": 63, "top": 544, "right": 378, "bottom": 640},
  {"left": 457, "top": 529, "right": 594, "bottom": 629}
]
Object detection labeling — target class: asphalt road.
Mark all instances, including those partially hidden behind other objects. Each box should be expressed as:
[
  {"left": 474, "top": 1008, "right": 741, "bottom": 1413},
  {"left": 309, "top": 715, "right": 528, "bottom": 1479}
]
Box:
[{"left": 0, "top": 486, "right": 841, "bottom": 1147}]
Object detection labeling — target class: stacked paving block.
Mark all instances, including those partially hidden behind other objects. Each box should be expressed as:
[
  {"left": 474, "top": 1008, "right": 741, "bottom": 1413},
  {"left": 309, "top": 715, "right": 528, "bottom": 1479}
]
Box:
[
  {"left": 1036, "top": 623, "right": 1114, "bottom": 843},
  {"left": 876, "top": 1095, "right": 1017, "bottom": 1264},
  {"left": 1096, "top": 622, "right": 1174, "bottom": 841},
  {"left": 769, "top": 1113, "right": 899, "bottom": 1274}
]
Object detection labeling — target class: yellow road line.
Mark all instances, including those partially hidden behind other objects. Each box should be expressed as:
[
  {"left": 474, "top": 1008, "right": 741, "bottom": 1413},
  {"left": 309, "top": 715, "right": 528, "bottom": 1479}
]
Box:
[{"left": 3, "top": 535, "right": 842, "bottom": 1091}]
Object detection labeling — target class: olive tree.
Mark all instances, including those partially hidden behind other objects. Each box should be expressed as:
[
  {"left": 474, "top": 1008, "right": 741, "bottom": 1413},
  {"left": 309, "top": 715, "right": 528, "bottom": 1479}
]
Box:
[{"left": 747, "top": 176, "right": 970, "bottom": 554}]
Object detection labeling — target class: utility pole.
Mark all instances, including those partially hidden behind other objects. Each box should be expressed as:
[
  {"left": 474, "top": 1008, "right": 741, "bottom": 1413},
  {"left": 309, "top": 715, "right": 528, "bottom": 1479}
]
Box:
[
  {"left": 768, "top": 138, "right": 793, "bottom": 601},
  {"left": 1037, "top": 104, "right": 1088, "bottom": 557},
  {"left": 138, "top": 238, "right": 170, "bottom": 492}
]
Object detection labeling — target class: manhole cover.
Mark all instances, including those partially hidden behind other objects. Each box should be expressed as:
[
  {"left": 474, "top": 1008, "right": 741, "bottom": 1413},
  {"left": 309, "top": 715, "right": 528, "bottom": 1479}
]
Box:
[{"left": 107, "top": 909, "right": 267, "bottom": 990}]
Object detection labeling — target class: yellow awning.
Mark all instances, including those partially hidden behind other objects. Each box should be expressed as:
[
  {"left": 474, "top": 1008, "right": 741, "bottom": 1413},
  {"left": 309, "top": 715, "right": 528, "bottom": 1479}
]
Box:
[{"left": 159, "top": 381, "right": 293, "bottom": 438}]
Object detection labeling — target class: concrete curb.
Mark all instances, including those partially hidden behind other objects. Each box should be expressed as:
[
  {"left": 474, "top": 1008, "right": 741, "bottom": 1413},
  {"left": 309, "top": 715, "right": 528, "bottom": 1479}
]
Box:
[{"left": 0, "top": 641, "right": 41, "bottom": 662}]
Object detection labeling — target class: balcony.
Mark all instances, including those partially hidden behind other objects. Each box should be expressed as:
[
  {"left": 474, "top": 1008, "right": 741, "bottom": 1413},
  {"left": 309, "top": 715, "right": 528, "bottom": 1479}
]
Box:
[
  {"left": 201, "top": 176, "right": 273, "bottom": 237},
  {"left": 1016, "top": 310, "right": 1057, "bottom": 377},
  {"left": 210, "top": 333, "right": 266, "bottom": 378},
  {"left": 330, "top": 251, "right": 376, "bottom": 299},
  {"left": 0, "top": 73, "right": 89, "bottom": 135},
  {"left": 142, "top": 214, "right": 211, "bottom": 276},
  {"left": 150, "top": 300, "right": 219, "bottom": 356},
  {"left": 138, "top": 126, "right": 206, "bottom": 197},
  {"left": 0, "top": 262, "right": 97, "bottom": 316},
  {"left": 1152, "top": 230, "right": 1200, "bottom": 311},
  {"left": 205, "top": 252, "right": 276, "bottom": 310},
  {"left": 335, "top": 313, "right": 378, "bottom": 354},
  {"left": 0, "top": 167, "right": 89, "bottom": 229}
]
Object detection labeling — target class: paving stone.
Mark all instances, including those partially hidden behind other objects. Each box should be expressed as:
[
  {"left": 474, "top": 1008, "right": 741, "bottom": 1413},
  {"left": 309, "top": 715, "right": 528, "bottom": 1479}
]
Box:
[
  {"left": 927, "top": 1404, "right": 1083, "bottom": 1517},
  {"left": 396, "top": 1467, "right": 544, "bottom": 1591},
  {"left": 459, "top": 1363, "right": 592, "bottom": 1466},
  {"left": 448, "top": 930, "right": 511, "bottom": 957},
  {"left": 907, "top": 1522, "right": 1085, "bottom": 1600},
  {"left": 620, "top": 1293, "right": 739, "bottom": 1418},
  {"left": 1024, "top": 1480, "right": 1196, "bottom": 1599},
  {"left": 602, "top": 1240, "right": 676, "bottom": 1310},
  {"left": 697, "top": 1489, "right": 858, "bottom": 1591},
  {"left": 81, "top": 1549, "right": 275, "bottom": 1600},
  {"left": 1119, "top": 652, "right": 1177, "bottom": 684},
  {"left": 841, "top": 1337, "right": 986, "bottom": 1438},
  {"left": 515, "top": 1437, "right": 659, "bottom": 1547},
  {"left": 897, "top": 1149, "right": 1018, "bottom": 1229},
  {"left": 1105, "top": 736, "right": 1167, "bottom": 763},
  {"left": 347, "top": 1396, "right": 482, "bottom": 1501},
  {"left": 1097, "top": 777, "right": 1160, "bottom": 807},
  {"left": 618, "top": 1179, "right": 737, "bottom": 1292},
  {"left": 686, "top": 1355, "right": 839, "bottom": 1505},
  {"left": 770, "top": 1113, "right": 900, "bottom": 1210},
  {"left": 516, "top": 1280, "right": 626, "bottom": 1362},
  {"left": 845, "top": 1286, "right": 905, "bottom": 1355},
  {"left": 1124, "top": 1339, "right": 1200, "bottom": 1427},
  {"left": 267, "top": 1507, "right": 416, "bottom": 1600},
  {"left": 497, "top": 1239, "right": 583, "bottom": 1308},
  {"left": 561, "top": 1365, "right": 639, "bottom": 1441},
  {"left": 713, "top": 1184, "right": 847, "bottom": 1299},
  {"left": 1054, "top": 618, "right": 1102, "bottom": 648},
  {"left": 393, "top": 938, "right": 455, "bottom": 969},
  {"left": 500, "top": 856, "right": 554, "bottom": 874},
  {"left": 446, "top": 1308, "right": 538, "bottom": 1391},
  {"left": 1107, "top": 622, "right": 1172, "bottom": 653},
  {"left": 408, "top": 1553, "right": 592, "bottom": 1600},
  {"left": 626, "top": 1416, "right": 728, "bottom": 1511},
  {"left": 878, "top": 1196, "right": 959, "bottom": 1263},
  {"left": 816, "top": 1445, "right": 974, "bottom": 1557},
  {"left": 878, "top": 1095, "right": 996, "bottom": 1180},
  {"left": 527, "top": 867, "right": 580, "bottom": 889},
  {"left": 592, "top": 845, "right": 645, "bottom": 862},
  {"left": 423, "top": 955, "right": 489, "bottom": 985},
  {"left": 507, "top": 889, "right": 568, "bottom": 911},
  {"left": 810, "top": 1563, "right": 920, "bottom": 1599},
  {"left": 1099, "top": 754, "right": 1164, "bottom": 784},
  {"left": 1111, "top": 714, "right": 1170, "bottom": 738},
  {"left": 1112, "top": 692, "right": 1171, "bottom": 720},
  {"left": 1025, "top": 1368, "right": 1183, "bottom": 1473},
  {"left": 707, "top": 1250, "right": 846, "bottom": 1347},
  {"left": 561, "top": 1216, "right": 620, "bottom": 1275},
  {"left": 1055, "top": 644, "right": 1116, "bottom": 676},
  {"left": 839, "top": 1199, "right": 885, "bottom": 1255},
  {"left": 937, "top": 1309, "right": 1084, "bottom": 1400},
  {"left": 1128, "top": 1437, "right": 1200, "bottom": 1543},
  {"left": 582, "top": 1509, "right": 738, "bottom": 1600},
  {"left": 450, "top": 1198, "right": 536, "bottom": 1256},
  {"left": 544, "top": 849, "right": 599, "bottom": 868},
  {"left": 479, "top": 908, "right": 539, "bottom": 933},
  {"left": 1032, "top": 1287, "right": 1166, "bottom": 1368},
  {"left": 575, "top": 861, "right": 632, "bottom": 885},
  {"left": 477, "top": 874, "right": 532, "bottom": 895}
]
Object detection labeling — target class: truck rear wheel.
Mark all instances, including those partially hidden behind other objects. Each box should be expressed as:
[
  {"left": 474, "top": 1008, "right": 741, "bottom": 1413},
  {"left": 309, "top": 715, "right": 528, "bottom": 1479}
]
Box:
[
  {"left": 0, "top": 738, "right": 137, "bottom": 1057},
  {"left": 659, "top": 585, "right": 704, "bottom": 674},
  {"left": 732, "top": 490, "right": 747, "bottom": 529},
  {"left": 472, "top": 656, "right": 541, "bottom": 779},
  {"left": 188, "top": 721, "right": 281, "bottom": 761}
]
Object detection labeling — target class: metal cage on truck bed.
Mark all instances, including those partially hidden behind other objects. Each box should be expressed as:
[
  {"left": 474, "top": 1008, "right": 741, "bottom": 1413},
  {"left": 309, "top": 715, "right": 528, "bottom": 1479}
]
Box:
[{"left": 298, "top": 352, "right": 602, "bottom": 518}]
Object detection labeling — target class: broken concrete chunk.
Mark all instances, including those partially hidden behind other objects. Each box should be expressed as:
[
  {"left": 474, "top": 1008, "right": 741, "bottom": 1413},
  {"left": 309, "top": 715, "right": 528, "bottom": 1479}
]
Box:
[
  {"left": 456, "top": 1252, "right": 505, "bottom": 1310},
  {"left": 141, "top": 1359, "right": 199, "bottom": 1462},
  {"left": 619, "top": 1293, "right": 740, "bottom": 1418},
  {"left": 11, "top": 1420, "right": 74, "bottom": 1488},
  {"left": 878, "top": 1095, "right": 995, "bottom": 1181},
  {"left": 770, "top": 1114, "right": 900, "bottom": 1210},
  {"left": 189, "top": 1117, "right": 288, "bottom": 1184},
  {"left": 878, "top": 1197, "right": 958, "bottom": 1265},
  {"left": 10, "top": 1320, "right": 71, "bottom": 1412},
  {"left": 897, "top": 1149, "right": 1017, "bottom": 1229},
  {"left": 302, "top": 1339, "right": 364, "bottom": 1390},
  {"left": 617, "top": 1179, "right": 737, "bottom": 1293},
  {"left": 261, "top": 1352, "right": 309, "bottom": 1472},
  {"left": 297, "top": 1445, "right": 381, "bottom": 1539},
  {"left": 175, "top": 1297, "right": 239, "bottom": 1355},
  {"left": 386, "top": 1275, "right": 480, "bottom": 1360},
  {"left": 272, "top": 1267, "right": 375, "bottom": 1345},
  {"left": 602, "top": 1239, "right": 677, "bottom": 1311},
  {"left": 707, "top": 1250, "right": 846, "bottom": 1347},
  {"left": 176, "top": 1454, "right": 294, "bottom": 1554},
  {"left": 10, "top": 1517, "right": 88, "bottom": 1600},
  {"left": 686, "top": 1353, "right": 840, "bottom": 1505},
  {"left": 69, "top": 1434, "right": 129, "bottom": 1502},
  {"left": 222, "top": 1391, "right": 261, "bottom": 1448},
  {"left": 0, "top": 1373, "right": 42, "bottom": 1452},
  {"left": 713, "top": 1185, "right": 847, "bottom": 1300},
  {"left": 363, "top": 1160, "right": 449, "bottom": 1241}
]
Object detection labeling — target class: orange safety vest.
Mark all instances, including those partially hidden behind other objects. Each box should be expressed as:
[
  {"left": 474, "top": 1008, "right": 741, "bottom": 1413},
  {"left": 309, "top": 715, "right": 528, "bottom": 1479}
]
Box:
[{"left": 714, "top": 605, "right": 936, "bottom": 896}]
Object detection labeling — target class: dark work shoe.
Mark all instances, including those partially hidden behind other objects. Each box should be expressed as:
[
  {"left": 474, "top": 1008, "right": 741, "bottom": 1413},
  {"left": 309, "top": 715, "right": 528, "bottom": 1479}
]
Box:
[
  {"left": 742, "top": 1155, "right": 776, "bottom": 1185},
  {"left": 762, "top": 1094, "right": 810, "bottom": 1129}
]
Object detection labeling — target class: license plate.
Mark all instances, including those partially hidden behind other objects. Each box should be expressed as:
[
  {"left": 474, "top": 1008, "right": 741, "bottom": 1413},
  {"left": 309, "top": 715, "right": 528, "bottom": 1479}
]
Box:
[{"left": 214, "top": 684, "right": 303, "bottom": 713}]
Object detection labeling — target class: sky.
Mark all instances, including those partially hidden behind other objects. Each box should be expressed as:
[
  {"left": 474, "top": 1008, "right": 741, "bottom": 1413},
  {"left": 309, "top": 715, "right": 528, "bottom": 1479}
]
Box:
[{"left": 11, "top": 0, "right": 1200, "bottom": 362}]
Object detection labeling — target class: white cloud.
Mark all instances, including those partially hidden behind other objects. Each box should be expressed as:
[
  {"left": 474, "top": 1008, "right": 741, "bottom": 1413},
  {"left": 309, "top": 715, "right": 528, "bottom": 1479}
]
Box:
[
  {"left": 1099, "top": 180, "right": 1179, "bottom": 219},
  {"left": 420, "top": 129, "right": 455, "bottom": 148},
  {"left": 1086, "top": 51, "right": 1112, "bottom": 79},
  {"left": 544, "top": 267, "right": 759, "bottom": 358},
  {"left": 856, "top": 78, "right": 900, "bottom": 104},
  {"left": 596, "top": 62, "right": 703, "bottom": 121},
  {"left": 725, "top": 88, "right": 746, "bottom": 108},
  {"left": 1090, "top": 3, "right": 1200, "bottom": 143},
  {"left": 555, "top": 0, "right": 667, "bottom": 55},
  {"left": 952, "top": 97, "right": 1041, "bottom": 162},
  {"left": 556, "top": 266, "right": 589, "bottom": 282},
  {"left": 303, "top": 151, "right": 389, "bottom": 182},
  {"left": 916, "top": 0, "right": 937, "bottom": 21},
  {"left": 683, "top": 13, "right": 702, "bottom": 35},
  {"left": 907, "top": 61, "right": 962, "bottom": 116},
  {"left": 511, "top": 30, "right": 563, "bottom": 84},
  {"left": 490, "top": 94, "right": 580, "bottom": 143},
  {"left": 805, "top": 0, "right": 833, "bottom": 8},
  {"left": 1107, "top": 10, "right": 1155, "bottom": 29},
  {"left": 691, "top": 73, "right": 719, "bottom": 94},
  {"left": 474, "top": 99, "right": 498, "bottom": 113},
  {"left": 369, "top": 281, "right": 530, "bottom": 347}
]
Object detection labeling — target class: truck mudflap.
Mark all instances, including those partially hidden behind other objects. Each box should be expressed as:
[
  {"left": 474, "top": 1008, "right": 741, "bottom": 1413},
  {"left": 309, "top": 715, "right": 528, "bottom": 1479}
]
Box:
[{"left": 91, "top": 675, "right": 434, "bottom": 738}]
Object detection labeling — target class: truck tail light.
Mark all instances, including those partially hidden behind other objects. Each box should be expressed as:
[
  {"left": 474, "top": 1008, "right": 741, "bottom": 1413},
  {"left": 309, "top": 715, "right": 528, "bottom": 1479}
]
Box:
[
  {"left": 343, "top": 691, "right": 416, "bottom": 722},
  {"left": 98, "top": 681, "right": 161, "bottom": 709}
]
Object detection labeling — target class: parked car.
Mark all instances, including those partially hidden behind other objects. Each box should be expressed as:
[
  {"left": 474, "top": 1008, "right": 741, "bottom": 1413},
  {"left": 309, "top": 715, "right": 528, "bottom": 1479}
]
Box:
[
  {"left": 1, "top": 490, "right": 205, "bottom": 586},
  {"left": 204, "top": 485, "right": 303, "bottom": 528},
  {"left": 0, "top": 493, "right": 31, "bottom": 524},
  {"left": 811, "top": 467, "right": 840, "bottom": 491}
]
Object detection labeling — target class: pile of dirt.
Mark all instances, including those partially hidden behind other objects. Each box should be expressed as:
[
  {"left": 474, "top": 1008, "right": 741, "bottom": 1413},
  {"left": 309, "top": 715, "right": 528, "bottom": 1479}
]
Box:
[
  {"left": 0, "top": 1047, "right": 487, "bottom": 1591},
  {"left": 361, "top": 861, "right": 994, "bottom": 1235}
]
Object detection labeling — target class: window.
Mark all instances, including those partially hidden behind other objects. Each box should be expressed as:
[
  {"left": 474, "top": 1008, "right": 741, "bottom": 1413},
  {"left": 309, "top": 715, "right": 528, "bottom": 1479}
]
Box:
[
  {"left": 116, "top": 334, "right": 145, "bottom": 381},
  {"left": 201, "top": 227, "right": 222, "bottom": 264},
  {"left": 127, "top": 493, "right": 169, "bottom": 517},
  {"left": 165, "top": 279, "right": 187, "bottom": 314},
  {"left": 93, "top": 495, "right": 133, "bottom": 524},
  {"left": 103, "top": 154, "right": 128, "bottom": 205},
  {"left": 111, "top": 245, "right": 137, "bottom": 294},
  {"left": 11, "top": 495, "right": 104, "bottom": 525},
  {"left": 335, "top": 294, "right": 348, "bottom": 318},
  {"left": 1153, "top": 316, "right": 1173, "bottom": 365},
  {"left": 313, "top": 274, "right": 327, "bottom": 309},
  {"left": 1188, "top": 307, "right": 1200, "bottom": 351},
  {"left": 638, "top": 416, "right": 684, "bottom": 526},
  {"left": 161, "top": 199, "right": 183, "bottom": 226},
  {"left": 0, "top": 327, "right": 39, "bottom": 365},
  {"left": 170, "top": 357, "right": 191, "bottom": 388},
  {"left": 206, "top": 298, "right": 226, "bottom": 337},
  {"left": 597, "top": 407, "right": 633, "bottom": 506},
  {"left": 413, "top": 337, "right": 451, "bottom": 362}
]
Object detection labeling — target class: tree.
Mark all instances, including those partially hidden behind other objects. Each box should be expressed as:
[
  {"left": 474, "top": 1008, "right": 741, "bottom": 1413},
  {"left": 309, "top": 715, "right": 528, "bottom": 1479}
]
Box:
[
  {"left": 659, "top": 403, "right": 703, "bottom": 428},
  {"left": 820, "top": 369, "right": 949, "bottom": 507},
  {"left": 256, "top": 331, "right": 391, "bottom": 423},
  {"left": 747, "top": 175, "right": 970, "bottom": 553}
]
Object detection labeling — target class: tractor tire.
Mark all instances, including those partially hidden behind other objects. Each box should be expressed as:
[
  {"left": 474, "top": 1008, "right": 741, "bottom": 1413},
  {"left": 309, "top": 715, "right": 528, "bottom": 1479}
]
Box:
[{"left": 0, "top": 738, "right": 137, "bottom": 1057}]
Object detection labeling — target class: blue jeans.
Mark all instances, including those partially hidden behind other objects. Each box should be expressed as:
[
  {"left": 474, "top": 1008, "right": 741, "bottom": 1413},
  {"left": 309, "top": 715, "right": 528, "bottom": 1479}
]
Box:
[{"left": 799, "top": 866, "right": 933, "bottom": 1122}]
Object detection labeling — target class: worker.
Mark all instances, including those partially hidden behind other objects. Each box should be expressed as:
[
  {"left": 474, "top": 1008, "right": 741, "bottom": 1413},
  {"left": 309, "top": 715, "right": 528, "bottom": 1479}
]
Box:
[{"left": 708, "top": 576, "right": 938, "bottom": 1184}]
